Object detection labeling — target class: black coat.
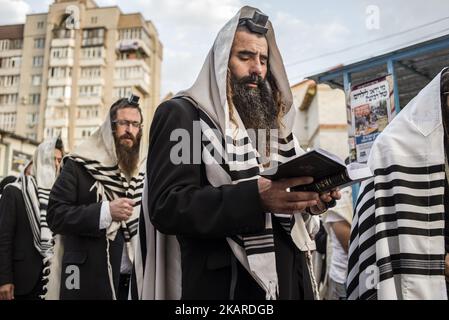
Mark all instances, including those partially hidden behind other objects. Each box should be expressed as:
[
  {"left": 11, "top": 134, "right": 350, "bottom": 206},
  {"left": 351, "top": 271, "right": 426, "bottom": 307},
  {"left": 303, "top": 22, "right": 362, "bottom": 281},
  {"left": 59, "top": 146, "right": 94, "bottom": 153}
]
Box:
[
  {"left": 47, "top": 159, "right": 124, "bottom": 300},
  {"left": 0, "top": 186, "right": 43, "bottom": 296},
  {"left": 147, "top": 98, "right": 314, "bottom": 300}
]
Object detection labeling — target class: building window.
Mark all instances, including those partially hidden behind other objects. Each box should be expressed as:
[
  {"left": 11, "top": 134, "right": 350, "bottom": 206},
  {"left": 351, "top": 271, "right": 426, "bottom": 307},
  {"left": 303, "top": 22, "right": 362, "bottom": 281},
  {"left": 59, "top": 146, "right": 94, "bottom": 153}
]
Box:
[
  {"left": 27, "top": 113, "right": 38, "bottom": 127},
  {"left": 37, "top": 21, "right": 44, "bottom": 29},
  {"left": 0, "top": 40, "right": 9, "bottom": 51},
  {"left": 34, "top": 38, "right": 45, "bottom": 49},
  {"left": 31, "top": 75, "right": 42, "bottom": 86},
  {"left": 26, "top": 132, "right": 37, "bottom": 140},
  {"left": 114, "top": 87, "right": 133, "bottom": 99},
  {"left": 0, "top": 56, "right": 21, "bottom": 69},
  {"left": 48, "top": 86, "right": 70, "bottom": 99},
  {"left": 0, "top": 112, "right": 17, "bottom": 132},
  {"left": 0, "top": 94, "right": 18, "bottom": 105},
  {"left": 77, "top": 105, "right": 99, "bottom": 119},
  {"left": 0, "top": 75, "right": 19, "bottom": 87},
  {"left": 49, "top": 67, "right": 71, "bottom": 78},
  {"left": 81, "top": 46, "right": 104, "bottom": 59},
  {"left": 82, "top": 28, "right": 105, "bottom": 47},
  {"left": 80, "top": 67, "right": 101, "bottom": 78},
  {"left": 79, "top": 85, "right": 102, "bottom": 97},
  {"left": 51, "top": 47, "right": 72, "bottom": 59},
  {"left": 91, "top": 16, "right": 98, "bottom": 24},
  {"left": 11, "top": 39, "right": 22, "bottom": 50},
  {"left": 29, "top": 94, "right": 41, "bottom": 105},
  {"left": 33, "top": 56, "right": 44, "bottom": 67}
]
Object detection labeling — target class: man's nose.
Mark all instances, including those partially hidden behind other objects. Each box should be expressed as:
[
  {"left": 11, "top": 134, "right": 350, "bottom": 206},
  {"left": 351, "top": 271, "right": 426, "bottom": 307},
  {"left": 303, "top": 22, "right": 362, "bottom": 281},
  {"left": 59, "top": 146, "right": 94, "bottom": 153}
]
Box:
[{"left": 249, "top": 60, "right": 263, "bottom": 76}]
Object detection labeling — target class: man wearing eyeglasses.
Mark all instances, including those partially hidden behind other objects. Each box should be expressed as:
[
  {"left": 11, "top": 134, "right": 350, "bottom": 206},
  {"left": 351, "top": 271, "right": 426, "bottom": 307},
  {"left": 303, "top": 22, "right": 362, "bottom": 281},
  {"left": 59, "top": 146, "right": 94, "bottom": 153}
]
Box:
[{"left": 47, "top": 96, "right": 144, "bottom": 300}]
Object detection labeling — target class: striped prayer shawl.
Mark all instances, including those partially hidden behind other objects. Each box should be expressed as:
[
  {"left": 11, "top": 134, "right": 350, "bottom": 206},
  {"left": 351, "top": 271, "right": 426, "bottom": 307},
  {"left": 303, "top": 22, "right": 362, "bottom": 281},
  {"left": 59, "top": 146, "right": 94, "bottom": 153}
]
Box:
[
  {"left": 7, "top": 175, "right": 53, "bottom": 258},
  {"left": 347, "top": 69, "right": 448, "bottom": 300},
  {"left": 44, "top": 156, "right": 144, "bottom": 300},
  {"left": 68, "top": 156, "right": 143, "bottom": 256},
  {"left": 196, "top": 106, "right": 318, "bottom": 299}
]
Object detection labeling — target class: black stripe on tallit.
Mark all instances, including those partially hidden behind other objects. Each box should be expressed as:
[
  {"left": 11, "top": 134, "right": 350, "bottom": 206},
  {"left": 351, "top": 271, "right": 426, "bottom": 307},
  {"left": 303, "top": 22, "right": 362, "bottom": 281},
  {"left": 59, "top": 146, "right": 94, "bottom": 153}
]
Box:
[
  {"left": 277, "top": 147, "right": 296, "bottom": 158},
  {"left": 354, "top": 180, "right": 375, "bottom": 211},
  {"left": 353, "top": 198, "right": 375, "bottom": 238},
  {"left": 278, "top": 133, "right": 293, "bottom": 144},
  {"left": 376, "top": 211, "right": 445, "bottom": 224},
  {"left": 226, "top": 166, "right": 260, "bottom": 181},
  {"left": 379, "top": 267, "right": 444, "bottom": 283},
  {"left": 376, "top": 227, "right": 445, "bottom": 240},
  {"left": 375, "top": 193, "right": 443, "bottom": 208},
  {"left": 346, "top": 253, "right": 376, "bottom": 296},
  {"left": 373, "top": 164, "right": 444, "bottom": 176},
  {"left": 246, "top": 245, "right": 276, "bottom": 256},
  {"left": 225, "top": 135, "right": 250, "bottom": 147},
  {"left": 360, "top": 289, "right": 377, "bottom": 300},
  {"left": 374, "top": 179, "right": 445, "bottom": 191}
]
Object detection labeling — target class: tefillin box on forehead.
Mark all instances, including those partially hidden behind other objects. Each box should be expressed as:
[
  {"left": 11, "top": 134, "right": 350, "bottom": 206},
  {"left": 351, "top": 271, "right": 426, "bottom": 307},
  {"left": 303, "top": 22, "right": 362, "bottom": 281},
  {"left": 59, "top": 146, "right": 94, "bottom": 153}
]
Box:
[
  {"left": 238, "top": 11, "right": 269, "bottom": 35},
  {"left": 128, "top": 94, "right": 140, "bottom": 107}
]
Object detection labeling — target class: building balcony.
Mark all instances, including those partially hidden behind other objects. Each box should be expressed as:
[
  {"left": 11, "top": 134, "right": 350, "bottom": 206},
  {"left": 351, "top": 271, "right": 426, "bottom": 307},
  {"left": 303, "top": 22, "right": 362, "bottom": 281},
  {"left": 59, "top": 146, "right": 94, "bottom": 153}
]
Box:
[
  {"left": 79, "top": 58, "right": 106, "bottom": 67},
  {"left": 0, "top": 105, "right": 17, "bottom": 113},
  {"left": 51, "top": 38, "right": 75, "bottom": 48},
  {"left": 49, "top": 58, "right": 74, "bottom": 67},
  {"left": 48, "top": 77, "right": 72, "bottom": 87},
  {"left": 76, "top": 117, "right": 102, "bottom": 127},
  {"left": 77, "top": 96, "right": 103, "bottom": 106},
  {"left": 116, "top": 39, "right": 152, "bottom": 58},
  {"left": 0, "top": 67, "right": 21, "bottom": 76},
  {"left": 0, "top": 86, "right": 20, "bottom": 95},
  {"left": 45, "top": 107, "right": 69, "bottom": 127},
  {"left": 45, "top": 118, "right": 69, "bottom": 128},
  {"left": 46, "top": 97, "right": 71, "bottom": 107},
  {"left": 114, "top": 78, "right": 150, "bottom": 95},
  {"left": 0, "top": 49, "right": 22, "bottom": 58},
  {"left": 78, "top": 78, "right": 105, "bottom": 86},
  {"left": 115, "top": 59, "right": 150, "bottom": 73}
]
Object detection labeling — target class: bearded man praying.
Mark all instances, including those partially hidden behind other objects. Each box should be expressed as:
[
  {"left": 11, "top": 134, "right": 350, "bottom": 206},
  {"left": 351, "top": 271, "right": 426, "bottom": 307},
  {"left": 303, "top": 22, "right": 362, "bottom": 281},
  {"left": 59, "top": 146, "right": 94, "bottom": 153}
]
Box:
[{"left": 132, "top": 7, "right": 340, "bottom": 300}]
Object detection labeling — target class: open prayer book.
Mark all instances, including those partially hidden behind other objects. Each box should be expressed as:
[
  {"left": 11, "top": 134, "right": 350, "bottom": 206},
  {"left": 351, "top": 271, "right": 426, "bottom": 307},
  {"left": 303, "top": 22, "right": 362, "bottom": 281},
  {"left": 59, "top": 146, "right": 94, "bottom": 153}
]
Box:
[{"left": 261, "top": 148, "right": 373, "bottom": 193}]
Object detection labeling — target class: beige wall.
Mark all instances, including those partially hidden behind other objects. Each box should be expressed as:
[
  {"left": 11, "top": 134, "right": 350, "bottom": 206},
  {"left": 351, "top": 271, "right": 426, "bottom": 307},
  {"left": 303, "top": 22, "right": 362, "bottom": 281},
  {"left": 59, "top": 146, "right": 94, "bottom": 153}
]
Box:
[{"left": 292, "top": 82, "right": 349, "bottom": 161}]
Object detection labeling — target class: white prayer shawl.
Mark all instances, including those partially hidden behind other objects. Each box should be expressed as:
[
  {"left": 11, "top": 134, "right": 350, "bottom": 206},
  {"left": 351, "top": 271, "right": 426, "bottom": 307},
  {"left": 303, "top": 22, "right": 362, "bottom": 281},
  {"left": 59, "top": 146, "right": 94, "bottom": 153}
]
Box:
[
  {"left": 347, "top": 69, "right": 448, "bottom": 300},
  {"left": 7, "top": 140, "right": 58, "bottom": 259},
  {"left": 44, "top": 112, "right": 145, "bottom": 300},
  {"left": 133, "top": 6, "right": 319, "bottom": 300}
]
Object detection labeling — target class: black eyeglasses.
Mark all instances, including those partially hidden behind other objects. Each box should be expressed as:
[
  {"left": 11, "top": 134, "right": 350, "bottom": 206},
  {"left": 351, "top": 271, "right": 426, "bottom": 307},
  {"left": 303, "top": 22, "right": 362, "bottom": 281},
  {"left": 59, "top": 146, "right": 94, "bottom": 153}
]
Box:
[{"left": 113, "top": 120, "right": 142, "bottom": 129}]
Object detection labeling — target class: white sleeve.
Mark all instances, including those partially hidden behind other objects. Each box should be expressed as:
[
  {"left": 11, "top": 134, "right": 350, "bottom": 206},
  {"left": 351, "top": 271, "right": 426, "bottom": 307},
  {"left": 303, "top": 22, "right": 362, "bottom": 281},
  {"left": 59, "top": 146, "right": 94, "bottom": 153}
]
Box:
[{"left": 99, "top": 201, "right": 112, "bottom": 230}]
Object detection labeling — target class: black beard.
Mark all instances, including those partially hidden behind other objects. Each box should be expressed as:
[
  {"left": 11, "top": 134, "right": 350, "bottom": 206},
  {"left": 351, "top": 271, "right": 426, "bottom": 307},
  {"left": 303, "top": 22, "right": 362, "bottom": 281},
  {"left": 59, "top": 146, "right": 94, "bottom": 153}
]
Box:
[
  {"left": 231, "top": 74, "right": 278, "bottom": 131},
  {"left": 115, "top": 132, "right": 141, "bottom": 176}
]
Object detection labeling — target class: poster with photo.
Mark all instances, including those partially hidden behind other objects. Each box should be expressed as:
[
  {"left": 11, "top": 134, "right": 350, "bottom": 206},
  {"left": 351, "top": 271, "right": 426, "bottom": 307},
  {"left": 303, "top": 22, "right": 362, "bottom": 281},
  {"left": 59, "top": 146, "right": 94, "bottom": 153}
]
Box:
[
  {"left": 349, "top": 75, "right": 394, "bottom": 163},
  {"left": 11, "top": 150, "right": 32, "bottom": 173}
]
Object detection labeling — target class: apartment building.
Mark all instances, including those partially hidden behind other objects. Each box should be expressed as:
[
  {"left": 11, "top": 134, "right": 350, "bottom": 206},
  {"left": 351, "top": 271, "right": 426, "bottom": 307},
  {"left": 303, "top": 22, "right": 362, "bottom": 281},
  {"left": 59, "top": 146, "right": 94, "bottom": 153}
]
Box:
[{"left": 0, "top": 0, "right": 163, "bottom": 150}]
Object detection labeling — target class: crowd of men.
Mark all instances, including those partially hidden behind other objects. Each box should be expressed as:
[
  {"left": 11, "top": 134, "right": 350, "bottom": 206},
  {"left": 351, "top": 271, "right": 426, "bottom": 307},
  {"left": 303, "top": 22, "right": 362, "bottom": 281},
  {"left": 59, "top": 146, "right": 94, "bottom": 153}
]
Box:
[{"left": 0, "top": 6, "right": 448, "bottom": 300}]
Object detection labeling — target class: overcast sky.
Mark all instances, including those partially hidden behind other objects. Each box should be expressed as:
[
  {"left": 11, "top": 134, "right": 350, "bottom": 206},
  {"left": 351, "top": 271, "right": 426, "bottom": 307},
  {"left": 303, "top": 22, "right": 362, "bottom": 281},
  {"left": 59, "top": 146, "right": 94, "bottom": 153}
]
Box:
[{"left": 1, "top": 0, "right": 449, "bottom": 98}]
